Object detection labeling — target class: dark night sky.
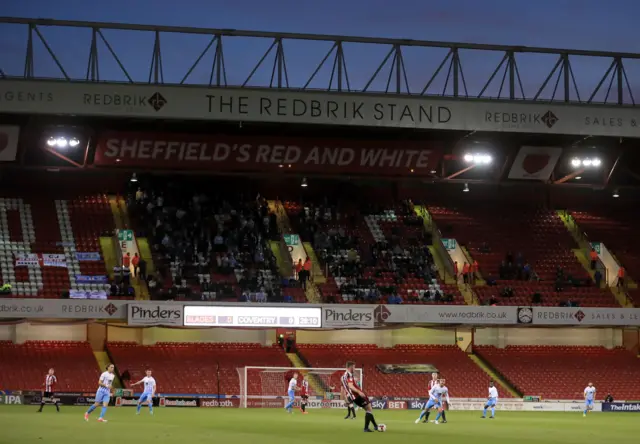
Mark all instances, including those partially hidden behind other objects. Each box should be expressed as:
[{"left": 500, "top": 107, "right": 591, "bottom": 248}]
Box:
[{"left": 1, "top": 0, "right": 638, "bottom": 101}]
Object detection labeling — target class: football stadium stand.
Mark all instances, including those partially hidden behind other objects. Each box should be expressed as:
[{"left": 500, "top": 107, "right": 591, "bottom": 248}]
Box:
[
  {"left": 475, "top": 345, "right": 640, "bottom": 399},
  {"left": 284, "top": 200, "right": 462, "bottom": 305},
  {"left": 107, "top": 341, "right": 292, "bottom": 395},
  {"left": 427, "top": 204, "right": 618, "bottom": 307},
  {"left": 0, "top": 341, "right": 99, "bottom": 392}
]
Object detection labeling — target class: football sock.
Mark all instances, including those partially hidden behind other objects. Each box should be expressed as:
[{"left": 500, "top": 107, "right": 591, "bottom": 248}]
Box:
[
  {"left": 99, "top": 406, "right": 107, "bottom": 418},
  {"left": 483, "top": 406, "right": 488, "bottom": 416},
  {"left": 491, "top": 407, "right": 495, "bottom": 417},
  {"left": 364, "top": 413, "right": 371, "bottom": 430},
  {"left": 137, "top": 404, "right": 142, "bottom": 414},
  {"left": 425, "top": 411, "right": 431, "bottom": 421},
  {"left": 351, "top": 407, "right": 356, "bottom": 418},
  {"left": 55, "top": 401, "right": 60, "bottom": 412},
  {"left": 87, "top": 405, "right": 97, "bottom": 414},
  {"left": 418, "top": 411, "right": 426, "bottom": 420},
  {"left": 149, "top": 404, "right": 153, "bottom": 414},
  {"left": 301, "top": 403, "right": 306, "bottom": 412},
  {"left": 442, "top": 410, "right": 447, "bottom": 421},
  {"left": 368, "top": 412, "right": 378, "bottom": 429}
]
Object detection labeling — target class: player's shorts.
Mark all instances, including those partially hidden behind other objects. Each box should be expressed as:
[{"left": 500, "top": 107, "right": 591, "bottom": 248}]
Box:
[
  {"left": 425, "top": 398, "right": 440, "bottom": 410},
  {"left": 301, "top": 394, "right": 309, "bottom": 400},
  {"left": 139, "top": 393, "right": 153, "bottom": 403},
  {"left": 486, "top": 398, "right": 497, "bottom": 407},
  {"left": 353, "top": 395, "right": 370, "bottom": 408},
  {"left": 43, "top": 391, "right": 54, "bottom": 400},
  {"left": 95, "top": 390, "right": 111, "bottom": 404},
  {"left": 288, "top": 390, "right": 295, "bottom": 401},
  {"left": 585, "top": 399, "right": 594, "bottom": 409}
]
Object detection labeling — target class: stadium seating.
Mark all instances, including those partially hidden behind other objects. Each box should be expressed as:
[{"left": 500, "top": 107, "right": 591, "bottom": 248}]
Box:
[
  {"left": 0, "top": 195, "right": 115, "bottom": 298},
  {"left": 570, "top": 209, "right": 640, "bottom": 281},
  {"left": 107, "top": 342, "right": 292, "bottom": 395},
  {"left": 428, "top": 205, "right": 618, "bottom": 307},
  {"left": 0, "top": 341, "right": 99, "bottom": 392},
  {"left": 297, "top": 344, "right": 512, "bottom": 398},
  {"left": 475, "top": 345, "right": 640, "bottom": 399},
  {"left": 284, "top": 201, "right": 463, "bottom": 305}
]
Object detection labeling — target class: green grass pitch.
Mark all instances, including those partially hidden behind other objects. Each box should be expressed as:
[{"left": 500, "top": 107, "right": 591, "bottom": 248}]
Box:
[{"left": 1, "top": 406, "right": 637, "bottom": 444}]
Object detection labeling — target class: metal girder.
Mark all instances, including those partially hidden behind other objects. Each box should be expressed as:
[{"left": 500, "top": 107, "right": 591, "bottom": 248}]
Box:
[
  {"left": 554, "top": 169, "right": 585, "bottom": 184},
  {"left": 1, "top": 17, "right": 640, "bottom": 106}
]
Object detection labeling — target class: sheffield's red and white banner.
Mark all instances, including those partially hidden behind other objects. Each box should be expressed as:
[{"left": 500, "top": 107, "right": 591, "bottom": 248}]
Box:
[
  {"left": 94, "top": 132, "right": 442, "bottom": 175},
  {"left": 508, "top": 146, "right": 562, "bottom": 181},
  {"left": 0, "top": 125, "right": 20, "bottom": 162}
]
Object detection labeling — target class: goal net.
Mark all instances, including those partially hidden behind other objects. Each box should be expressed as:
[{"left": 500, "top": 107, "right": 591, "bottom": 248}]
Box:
[{"left": 237, "top": 366, "right": 363, "bottom": 408}]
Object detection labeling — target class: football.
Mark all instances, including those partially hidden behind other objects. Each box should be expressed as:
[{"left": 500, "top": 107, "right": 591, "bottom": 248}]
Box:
[{"left": 378, "top": 424, "right": 387, "bottom": 432}]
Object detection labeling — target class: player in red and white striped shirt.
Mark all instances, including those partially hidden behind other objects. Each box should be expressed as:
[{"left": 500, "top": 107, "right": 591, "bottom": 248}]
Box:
[
  {"left": 38, "top": 368, "right": 60, "bottom": 412},
  {"left": 299, "top": 375, "right": 310, "bottom": 414}
]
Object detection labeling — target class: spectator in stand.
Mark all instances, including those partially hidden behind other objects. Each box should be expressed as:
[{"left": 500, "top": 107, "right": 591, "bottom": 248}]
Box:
[
  {"left": 462, "top": 262, "right": 470, "bottom": 284},
  {"left": 123, "top": 252, "right": 131, "bottom": 270},
  {"left": 132, "top": 253, "right": 140, "bottom": 278},
  {"left": 472, "top": 260, "right": 479, "bottom": 284},
  {"left": 498, "top": 261, "right": 507, "bottom": 280},
  {"left": 589, "top": 248, "right": 599, "bottom": 270},
  {"left": 604, "top": 394, "right": 614, "bottom": 403},
  {"left": 531, "top": 292, "right": 542, "bottom": 305},
  {"left": 617, "top": 267, "right": 625, "bottom": 289},
  {"left": 295, "top": 259, "right": 303, "bottom": 280},
  {"left": 594, "top": 269, "right": 603, "bottom": 288},
  {"left": 523, "top": 263, "right": 531, "bottom": 281},
  {"left": 453, "top": 261, "right": 459, "bottom": 281}
]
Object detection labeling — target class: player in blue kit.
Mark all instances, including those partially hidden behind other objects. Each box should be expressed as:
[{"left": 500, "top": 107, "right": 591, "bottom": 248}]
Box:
[
  {"left": 583, "top": 382, "right": 596, "bottom": 417},
  {"left": 432, "top": 379, "right": 451, "bottom": 424},
  {"left": 131, "top": 369, "right": 156, "bottom": 415},
  {"left": 415, "top": 379, "right": 440, "bottom": 423},
  {"left": 284, "top": 372, "right": 299, "bottom": 413},
  {"left": 85, "top": 364, "right": 116, "bottom": 423},
  {"left": 481, "top": 381, "right": 498, "bottom": 419}
]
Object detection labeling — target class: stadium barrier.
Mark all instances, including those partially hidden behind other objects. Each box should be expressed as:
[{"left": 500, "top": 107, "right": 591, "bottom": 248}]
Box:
[{"left": 602, "top": 403, "right": 640, "bottom": 412}]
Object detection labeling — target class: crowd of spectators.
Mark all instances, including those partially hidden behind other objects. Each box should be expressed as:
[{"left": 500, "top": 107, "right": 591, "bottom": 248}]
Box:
[
  {"left": 128, "top": 179, "right": 302, "bottom": 302},
  {"left": 289, "top": 199, "right": 455, "bottom": 304}
]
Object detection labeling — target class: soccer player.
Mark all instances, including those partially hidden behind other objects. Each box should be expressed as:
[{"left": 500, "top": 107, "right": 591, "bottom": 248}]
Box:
[
  {"left": 415, "top": 378, "right": 440, "bottom": 423},
  {"left": 432, "top": 379, "right": 451, "bottom": 424},
  {"left": 342, "top": 361, "right": 380, "bottom": 432},
  {"left": 583, "top": 382, "right": 596, "bottom": 417},
  {"left": 38, "top": 368, "right": 60, "bottom": 413},
  {"left": 299, "top": 374, "right": 309, "bottom": 414},
  {"left": 482, "top": 381, "right": 498, "bottom": 419},
  {"left": 284, "top": 372, "right": 299, "bottom": 413},
  {"left": 85, "top": 364, "right": 116, "bottom": 423},
  {"left": 131, "top": 369, "right": 156, "bottom": 415}
]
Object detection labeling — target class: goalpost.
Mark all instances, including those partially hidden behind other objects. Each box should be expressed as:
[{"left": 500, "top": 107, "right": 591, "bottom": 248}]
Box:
[{"left": 237, "top": 366, "right": 363, "bottom": 408}]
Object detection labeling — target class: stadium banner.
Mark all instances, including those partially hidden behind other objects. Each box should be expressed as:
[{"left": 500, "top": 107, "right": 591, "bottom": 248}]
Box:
[
  {"left": 94, "top": 132, "right": 442, "bottom": 176},
  {"left": 602, "top": 403, "right": 640, "bottom": 412},
  {"left": 508, "top": 146, "right": 562, "bottom": 181},
  {"left": 376, "top": 364, "right": 439, "bottom": 374},
  {"left": 0, "top": 299, "right": 127, "bottom": 319},
  {"left": 199, "top": 398, "right": 239, "bottom": 408},
  {"left": 0, "top": 395, "right": 23, "bottom": 405},
  {"left": 406, "top": 399, "right": 525, "bottom": 411},
  {"left": 128, "top": 303, "right": 184, "bottom": 326},
  {"left": 522, "top": 402, "right": 602, "bottom": 412},
  {"left": 75, "top": 275, "right": 109, "bottom": 284},
  {"left": 322, "top": 306, "right": 374, "bottom": 329},
  {"left": 159, "top": 397, "right": 199, "bottom": 407},
  {"left": 75, "top": 252, "right": 101, "bottom": 261},
  {"left": 25, "top": 394, "right": 95, "bottom": 406},
  {"left": 14, "top": 253, "right": 66, "bottom": 268},
  {"left": 0, "top": 125, "right": 20, "bottom": 162},
  {"left": 4, "top": 80, "right": 640, "bottom": 138},
  {"left": 522, "top": 307, "right": 640, "bottom": 326},
  {"left": 69, "top": 290, "right": 108, "bottom": 299},
  {"left": 374, "top": 304, "right": 518, "bottom": 325},
  {"left": 183, "top": 305, "right": 322, "bottom": 328}
]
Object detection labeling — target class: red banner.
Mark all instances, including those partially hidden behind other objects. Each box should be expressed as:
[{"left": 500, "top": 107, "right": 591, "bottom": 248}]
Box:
[{"left": 94, "top": 132, "right": 441, "bottom": 175}]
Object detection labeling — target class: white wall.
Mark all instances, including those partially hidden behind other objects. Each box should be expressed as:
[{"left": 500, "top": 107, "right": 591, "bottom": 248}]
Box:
[
  {"left": 297, "top": 327, "right": 455, "bottom": 347},
  {"left": 14, "top": 323, "right": 87, "bottom": 343},
  {"left": 474, "top": 327, "right": 623, "bottom": 348}
]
